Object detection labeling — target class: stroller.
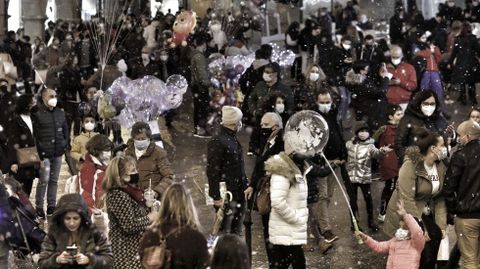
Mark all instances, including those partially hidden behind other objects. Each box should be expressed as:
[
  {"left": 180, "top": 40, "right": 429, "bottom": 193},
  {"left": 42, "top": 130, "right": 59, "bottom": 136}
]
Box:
[{"left": 3, "top": 179, "right": 46, "bottom": 269}]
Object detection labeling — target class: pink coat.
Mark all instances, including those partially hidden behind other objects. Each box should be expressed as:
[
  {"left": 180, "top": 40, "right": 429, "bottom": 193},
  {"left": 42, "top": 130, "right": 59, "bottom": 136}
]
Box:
[{"left": 364, "top": 214, "right": 425, "bottom": 269}]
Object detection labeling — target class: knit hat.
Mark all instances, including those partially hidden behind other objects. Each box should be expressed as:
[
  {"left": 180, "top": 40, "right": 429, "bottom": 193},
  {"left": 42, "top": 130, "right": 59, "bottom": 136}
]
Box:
[
  {"left": 354, "top": 121, "right": 369, "bottom": 134},
  {"left": 222, "top": 106, "right": 243, "bottom": 125}
]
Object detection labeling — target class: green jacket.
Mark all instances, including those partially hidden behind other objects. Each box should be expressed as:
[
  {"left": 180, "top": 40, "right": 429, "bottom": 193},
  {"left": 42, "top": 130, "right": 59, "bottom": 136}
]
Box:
[{"left": 248, "top": 80, "right": 294, "bottom": 116}]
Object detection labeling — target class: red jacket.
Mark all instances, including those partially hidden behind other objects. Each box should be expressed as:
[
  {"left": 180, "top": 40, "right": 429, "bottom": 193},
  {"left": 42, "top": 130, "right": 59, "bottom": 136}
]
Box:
[
  {"left": 364, "top": 214, "right": 425, "bottom": 269},
  {"left": 415, "top": 46, "right": 441, "bottom": 71},
  {"left": 386, "top": 62, "right": 417, "bottom": 105},
  {"left": 79, "top": 154, "right": 107, "bottom": 212},
  {"left": 375, "top": 125, "right": 400, "bottom": 180}
]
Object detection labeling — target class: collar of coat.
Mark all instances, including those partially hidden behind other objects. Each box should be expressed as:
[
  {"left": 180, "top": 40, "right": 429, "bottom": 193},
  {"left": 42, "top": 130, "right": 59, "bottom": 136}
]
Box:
[
  {"left": 345, "top": 69, "right": 366, "bottom": 85},
  {"left": 264, "top": 152, "right": 311, "bottom": 184},
  {"left": 404, "top": 146, "right": 447, "bottom": 179}
]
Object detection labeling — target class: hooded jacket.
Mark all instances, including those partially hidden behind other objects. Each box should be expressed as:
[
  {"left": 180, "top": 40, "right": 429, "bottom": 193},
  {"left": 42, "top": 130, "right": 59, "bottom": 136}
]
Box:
[
  {"left": 38, "top": 193, "right": 113, "bottom": 269},
  {"left": 79, "top": 154, "right": 107, "bottom": 211},
  {"left": 265, "top": 152, "right": 310, "bottom": 246},
  {"left": 70, "top": 131, "right": 98, "bottom": 165},
  {"left": 443, "top": 139, "right": 480, "bottom": 219},
  {"left": 125, "top": 139, "right": 174, "bottom": 196},
  {"left": 31, "top": 102, "right": 69, "bottom": 159},
  {"left": 346, "top": 138, "right": 384, "bottom": 184},
  {"left": 364, "top": 213, "right": 425, "bottom": 269},
  {"left": 239, "top": 59, "right": 269, "bottom": 98},
  {"left": 394, "top": 94, "right": 448, "bottom": 162},
  {"left": 383, "top": 147, "right": 447, "bottom": 238}
]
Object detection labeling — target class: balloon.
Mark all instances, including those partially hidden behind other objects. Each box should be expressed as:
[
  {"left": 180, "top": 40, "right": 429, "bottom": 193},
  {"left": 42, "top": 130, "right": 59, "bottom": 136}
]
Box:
[
  {"left": 108, "top": 76, "right": 130, "bottom": 111},
  {"left": 166, "top": 75, "right": 188, "bottom": 94},
  {"left": 283, "top": 110, "right": 329, "bottom": 155},
  {"left": 78, "top": 102, "right": 93, "bottom": 117}
]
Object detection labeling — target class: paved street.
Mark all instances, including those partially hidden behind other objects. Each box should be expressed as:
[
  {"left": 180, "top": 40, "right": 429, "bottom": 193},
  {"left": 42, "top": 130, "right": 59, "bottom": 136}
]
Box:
[{"left": 29, "top": 86, "right": 473, "bottom": 268}]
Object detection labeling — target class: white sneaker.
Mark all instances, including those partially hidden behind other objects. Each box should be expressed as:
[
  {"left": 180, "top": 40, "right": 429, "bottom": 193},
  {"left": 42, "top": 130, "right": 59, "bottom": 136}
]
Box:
[
  {"left": 247, "top": 152, "right": 254, "bottom": 156},
  {"left": 377, "top": 214, "right": 385, "bottom": 222}
]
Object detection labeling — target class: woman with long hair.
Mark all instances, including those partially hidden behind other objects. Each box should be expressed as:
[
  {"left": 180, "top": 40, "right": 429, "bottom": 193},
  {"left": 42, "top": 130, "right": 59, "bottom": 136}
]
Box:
[
  {"left": 211, "top": 234, "right": 250, "bottom": 269},
  {"left": 103, "top": 156, "right": 158, "bottom": 269},
  {"left": 38, "top": 193, "right": 113, "bottom": 268},
  {"left": 139, "top": 183, "right": 209, "bottom": 268}
]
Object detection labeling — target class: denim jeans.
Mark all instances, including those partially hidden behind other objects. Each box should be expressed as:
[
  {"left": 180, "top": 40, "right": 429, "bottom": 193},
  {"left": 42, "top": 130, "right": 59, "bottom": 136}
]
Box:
[
  {"left": 35, "top": 156, "right": 63, "bottom": 210},
  {"left": 317, "top": 173, "right": 336, "bottom": 233},
  {"left": 0, "top": 254, "right": 7, "bottom": 269}
]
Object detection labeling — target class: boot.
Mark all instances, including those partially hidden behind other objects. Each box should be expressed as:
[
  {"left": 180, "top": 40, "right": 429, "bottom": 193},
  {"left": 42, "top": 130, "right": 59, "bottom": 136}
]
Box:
[
  {"left": 368, "top": 219, "right": 379, "bottom": 233},
  {"left": 318, "top": 239, "right": 333, "bottom": 254}
]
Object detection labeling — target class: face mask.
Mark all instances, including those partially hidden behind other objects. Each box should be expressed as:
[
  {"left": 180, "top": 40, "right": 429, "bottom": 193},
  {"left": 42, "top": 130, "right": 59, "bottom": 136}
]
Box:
[
  {"left": 358, "top": 131, "right": 370, "bottom": 140},
  {"left": 263, "top": 73, "right": 272, "bottom": 82},
  {"left": 160, "top": 55, "right": 168, "bottom": 61},
  {"left": 395, "top": 228, "right": 410, "bottom": 241},
  {"left": 448, "top": 2, "right": 455, "bottom": 7},
  {"left": 211, "top": 24, "right": 221, "bottom": 32},
  {"left": 47, "top": 98, "right": 57, "bottom": 107},
  {"left": 391, "top": 58, "right": 402, "bottom": 65},
  {"left": 435, "top": 146, "right": 448, "bottom": 160},
  {"left": 84, "top": 122, "right": 95, "bottom": 131},
  {"left": 125, "top": 173, "right": 140, "bottom": 184},
  {"left": 134, "top": 139, "right": 150, "bottom": 150},
  {"left": 236, "top": 121, "right": 243, "bottom": 132},
  {"left": 101, "top": 151, "right": 111, "bottom": 162},
  {"left": 318, "top": 103, "right": 332, "bottom": 113},
  {"left": 275, "top": 103, "right": 285, "bottom": 114},
  {"left": 260, "top": 127, "right": 273, "bottom": 138},
  {"left": 342, "top": 43, "right": 351, "bottom": 50},
  {"left": 420, "top": 37, "right": 427, "bottom": 43},
  {"left": 421, "top": 105, "right": 436, "bottom": 117},
  {"left": 474, "top": 2, "right": 479, "bottom": 6},
  {"left": 309, "top": 73, "right": 320, "bottom": 82}
]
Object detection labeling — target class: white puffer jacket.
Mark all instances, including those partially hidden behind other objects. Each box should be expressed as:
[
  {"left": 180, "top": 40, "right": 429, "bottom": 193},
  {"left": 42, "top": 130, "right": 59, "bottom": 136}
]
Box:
[{"left": 265, "top": 152, "right": 310, "bottom": 246}]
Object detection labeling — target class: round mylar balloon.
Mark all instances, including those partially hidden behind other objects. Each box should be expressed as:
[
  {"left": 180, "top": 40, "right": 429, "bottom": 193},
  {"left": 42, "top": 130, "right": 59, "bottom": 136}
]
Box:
[{"left": 283, "top": 110, "right": 329, "bottom": 155}]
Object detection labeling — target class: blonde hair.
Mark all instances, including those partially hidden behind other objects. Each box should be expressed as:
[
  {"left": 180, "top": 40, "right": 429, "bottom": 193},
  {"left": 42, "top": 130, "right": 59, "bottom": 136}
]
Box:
[
  {"left": 102, "top": 155, "right": 136, "bottom": 191},
  {"left": 154, "top": 183, "right": 201, "bottom": 231},
  {"left": 305, "top": 63, "right": 326, "bottom": 82}
]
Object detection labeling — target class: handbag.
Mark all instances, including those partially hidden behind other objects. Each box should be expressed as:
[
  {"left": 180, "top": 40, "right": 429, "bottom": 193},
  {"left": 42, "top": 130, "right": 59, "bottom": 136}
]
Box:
[
  {"left": 15, "top": 147, "right": 41, "bottom": 168},
  {"left": 256, "top": 175, "right": 271, "bottom": 215}
]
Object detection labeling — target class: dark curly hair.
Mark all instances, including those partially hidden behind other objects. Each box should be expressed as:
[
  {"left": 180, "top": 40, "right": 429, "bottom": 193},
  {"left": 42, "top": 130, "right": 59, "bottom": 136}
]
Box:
[{"left": 86, "top": 134, "right": 113, "bottom": 157}]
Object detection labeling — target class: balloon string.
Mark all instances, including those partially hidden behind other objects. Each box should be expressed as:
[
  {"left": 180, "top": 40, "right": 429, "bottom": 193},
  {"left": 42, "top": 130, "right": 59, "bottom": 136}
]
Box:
[{"left": 321, "top": 153, "right": 363, "bottom": 244}]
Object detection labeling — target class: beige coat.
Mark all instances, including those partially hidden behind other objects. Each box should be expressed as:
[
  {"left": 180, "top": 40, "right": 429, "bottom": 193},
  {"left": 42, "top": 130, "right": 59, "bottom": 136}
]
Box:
[
  {"left": 70, "top": 132, "right": 98, "bottom": 168},
  {"left": 383, "top": 148, "right": 447, "bottom": 237}
]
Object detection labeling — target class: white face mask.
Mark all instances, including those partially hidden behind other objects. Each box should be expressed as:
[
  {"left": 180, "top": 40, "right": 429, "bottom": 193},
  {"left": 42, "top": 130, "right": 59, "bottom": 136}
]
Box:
[
  {"left": 263, "top": 73, "right": 272, "bottom": 82},
  {"left": 318, "top": 103, "right": 332, "bottom": 113},
  {"left": 342, "top": 43, "right": 351, "bottom": 50},
  {"left": 435, "top": 146, "right": 448, "bottom": 160},
  {"left": 211, "top": 24, "right": 221, "bottom": 32},
  {"left": 160, "top": 55, "right": 168, "bottom": 61},
  {"left": 391, "top": 58, "right": 402, "bottom": 65},
  {"left": 358, "top": 131, "right": 370, "bottom": 140},
  {"left": 84, "top": 122, "right": 95, "bottom": 131},
  {"left": 47, "top": 98, "right": 57, "bottom": 108},
  {"left": 395, "top": 228, "right": 410, "bottom": 241},
  {"left": 420, "top": 37, "right": 427, "bottom": 43},
  {"left": 134, "top": 139, "right": 150, "bottom": 150},
  {"left": 275, "top": 103, "right": 285, "bottom": 114},
  {"left": 421, "top": 104, "right": 436, "bottom": 117},
  {"left": 474, "top": 1, "right": 479, "bottom": 6},
  {"left": 101, "top": 151, "right": 111, "bottom": 162},
  {"left": 309, "top": 73, "right": 320, "bottom": 82}
]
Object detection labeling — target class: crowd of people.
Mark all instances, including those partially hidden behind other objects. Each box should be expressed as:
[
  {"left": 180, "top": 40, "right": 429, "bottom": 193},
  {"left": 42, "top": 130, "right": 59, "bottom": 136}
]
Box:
[{"left": 0, "top": 0, "right": 480, "bottom": 268}]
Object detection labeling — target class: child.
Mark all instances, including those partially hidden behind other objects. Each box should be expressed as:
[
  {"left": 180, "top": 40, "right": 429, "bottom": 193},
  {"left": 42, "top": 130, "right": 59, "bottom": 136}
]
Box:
[
  {"left": 373, "top": 104, "right": 403, "bottom": 222},
  {"left": 70, "top": 115, "right": 98, "bottom": 170},
  {"left": 346, "top": 122, "right": 391, "bottom": 232},
  {"left": 356, "top": 200, "right": 425, "bottom": 269}
]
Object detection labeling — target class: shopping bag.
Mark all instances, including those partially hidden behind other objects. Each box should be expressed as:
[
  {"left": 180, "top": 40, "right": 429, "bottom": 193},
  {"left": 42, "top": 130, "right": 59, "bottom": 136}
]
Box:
[
  {"left": 64, "top": 175, "right": 79, "bottom": 194},
  {"left": 437, "top": 236, "right": 450, "bottom": 261}
]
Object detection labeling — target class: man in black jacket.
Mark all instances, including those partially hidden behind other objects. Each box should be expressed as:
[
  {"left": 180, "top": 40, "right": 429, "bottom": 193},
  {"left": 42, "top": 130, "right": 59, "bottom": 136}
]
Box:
[
  {"left": 31, "top": 88, "right": 68, "bottom": 219},
  {"left": 314, "top": 88, "right": 349, "bottom": 243},
  {"left": 207, "top": 106, "right": 247, "bottom": 234},
  {"left": 444, "top": 120, "right": 480, "bottom": 268}
]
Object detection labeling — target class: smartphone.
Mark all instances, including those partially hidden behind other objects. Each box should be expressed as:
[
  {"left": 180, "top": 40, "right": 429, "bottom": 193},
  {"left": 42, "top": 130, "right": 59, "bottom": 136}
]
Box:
[{"left": 66, "top": 245, "right": 78, "bottom": 256}]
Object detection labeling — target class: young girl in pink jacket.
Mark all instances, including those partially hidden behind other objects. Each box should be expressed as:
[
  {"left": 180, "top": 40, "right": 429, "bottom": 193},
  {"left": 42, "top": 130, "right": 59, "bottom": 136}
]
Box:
[{"left": 356, "top": 201, "right": 425, "bottom": 269}]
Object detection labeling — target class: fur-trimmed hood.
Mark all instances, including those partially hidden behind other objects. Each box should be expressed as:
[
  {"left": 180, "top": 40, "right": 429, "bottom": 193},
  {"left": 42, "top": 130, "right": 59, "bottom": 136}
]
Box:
[
  {"left": 345, "top": 69, "right": 366, "bottom": 85},
  {"left": 265, "top": 152, "right": 302, "bottom": 184},
  {"left": 404, "top": 146, "right": 423, "bottom": 164}
]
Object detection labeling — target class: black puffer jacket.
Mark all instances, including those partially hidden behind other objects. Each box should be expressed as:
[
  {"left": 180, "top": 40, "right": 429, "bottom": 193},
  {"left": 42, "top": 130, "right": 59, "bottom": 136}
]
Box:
[
  {"left": 315, "top": 107, "right": 347, "bottom": 161},
  {"left": 306, "top": 155, "right": 332, "bottom": 204},
  {"left": 207, "top": 126, "right": 247, "bottom": 201},
  {"left": 394, "top": 93, "right": 448, "bottom": 162},
  {"left": 39, "top": 193, "right": 113, "bottom": 269},
  {"left": 31, "top": 102, "right": 69, "bottom": 159},
  {"left": 444, "top": 139, "right": 480, "bottom": 219}
]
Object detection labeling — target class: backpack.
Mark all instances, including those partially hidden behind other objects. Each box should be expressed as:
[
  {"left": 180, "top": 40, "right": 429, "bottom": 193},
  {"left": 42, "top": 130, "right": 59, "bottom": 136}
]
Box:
[
  {"left": 256, "top": 175, "right": 271, "bottom": 215},
  {"left": 141, "top": 228, "right": 178, "bottom": 269}
]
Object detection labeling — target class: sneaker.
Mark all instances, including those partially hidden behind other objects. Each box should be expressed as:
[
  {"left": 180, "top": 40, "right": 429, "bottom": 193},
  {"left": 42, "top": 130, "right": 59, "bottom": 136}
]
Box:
[
  {"left": 322, "top": 230, "right": 339, "bottom": 243},
  {"left": 46, "top": 206, "right": 55, "bottom": 216},
  {"left": 377, "top": 214, "right": 385, "bottom": 222},
  {"left": 318, "top": 240, "right": 333, "bottom": 254},
  {"left": 247, "top": 152, "right": 254, "bottom": 156},
  {"left": 36, "top": 207, "right": 46, "bottom": 219}
]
